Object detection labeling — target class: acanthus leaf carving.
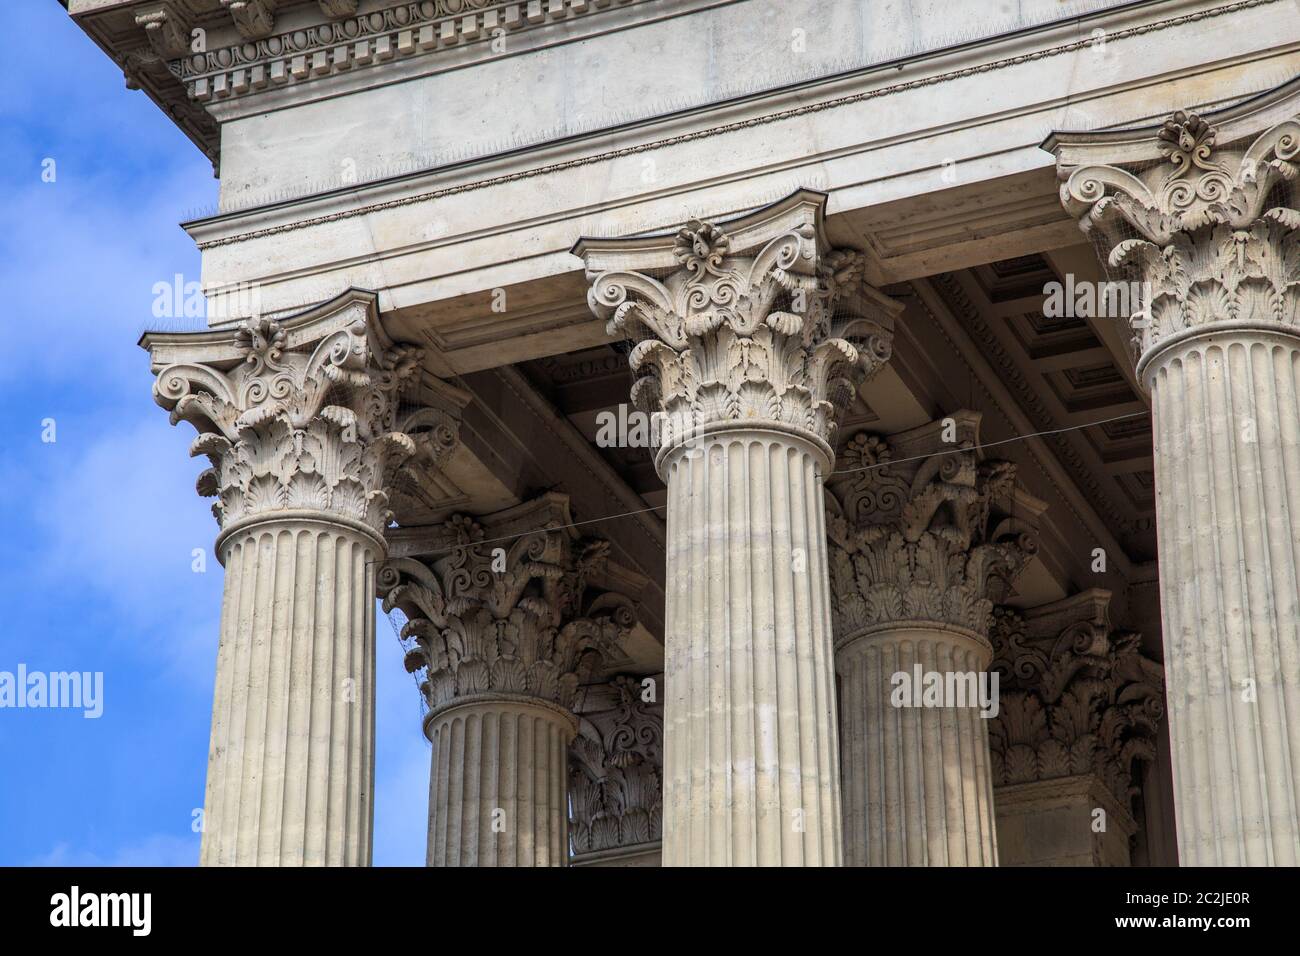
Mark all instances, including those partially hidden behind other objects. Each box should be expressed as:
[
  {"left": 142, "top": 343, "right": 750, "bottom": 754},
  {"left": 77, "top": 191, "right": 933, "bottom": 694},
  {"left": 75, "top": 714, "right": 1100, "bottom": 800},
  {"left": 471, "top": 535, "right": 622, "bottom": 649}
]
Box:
[
  {"left": 569, "top": 675, "right": 663, "bottom": 857},
  {"left": 147, "top": 296, "right": 458, "bottom": 539},
  {"left": 379, "top": 503, "right": 638, "bottom": 717},
  {"left": 988, "top": 594, "right": 1165, "bottom": 812},
  {"left": 1056, "top": 108, "right": 1300, "bottom": 374},
  {"left": 318, "top": 0, "right": 359, "bottom": 17},
  {"left": 585, "top": 206, "right": 896, "bottom": 460},
  {"left": 825, "top": 415, "right": 1037, "bottom": 641},
  {"left": 134, "top": 3, "right": 189, "bottom": 60},
  {"left": 220, "top": 0, "right": 277, "bottom": 40}
]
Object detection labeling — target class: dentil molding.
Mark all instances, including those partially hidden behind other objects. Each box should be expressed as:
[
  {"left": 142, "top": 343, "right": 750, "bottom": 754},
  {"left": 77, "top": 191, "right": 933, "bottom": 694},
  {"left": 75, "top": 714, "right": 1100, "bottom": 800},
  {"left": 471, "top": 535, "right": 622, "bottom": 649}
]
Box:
[{"left": 166, "top": 0, "right": 653, "bottom": 102}]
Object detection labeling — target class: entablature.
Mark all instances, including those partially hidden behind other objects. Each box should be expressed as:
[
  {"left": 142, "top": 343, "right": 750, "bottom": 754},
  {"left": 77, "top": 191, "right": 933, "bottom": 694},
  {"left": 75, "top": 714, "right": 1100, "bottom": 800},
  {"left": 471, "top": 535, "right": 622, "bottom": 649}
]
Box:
[{"left": 167, "top": 0, "right": 1299, "bottom": 344}]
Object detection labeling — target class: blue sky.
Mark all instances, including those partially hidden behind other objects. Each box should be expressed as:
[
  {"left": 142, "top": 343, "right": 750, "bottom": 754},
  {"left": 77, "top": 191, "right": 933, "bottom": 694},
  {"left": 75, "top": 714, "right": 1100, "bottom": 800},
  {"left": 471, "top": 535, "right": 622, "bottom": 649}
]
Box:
[{"left": 0, "top": 3, "right": 427, "bottom": 866}]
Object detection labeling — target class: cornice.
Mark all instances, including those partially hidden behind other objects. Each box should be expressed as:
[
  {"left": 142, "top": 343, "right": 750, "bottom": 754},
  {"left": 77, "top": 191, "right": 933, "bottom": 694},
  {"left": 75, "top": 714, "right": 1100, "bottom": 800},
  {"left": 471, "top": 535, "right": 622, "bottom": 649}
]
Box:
[
  {"left": 173, "top": 0, "right": 657, "bottom": 104},
  {"left": 1042, "top": 73, "right": 1300, "bottom": 165},
  {"left": 67, "top": 0, "right": 661, "bottom": 165},
  {"left": 183, "top": 0, "right": 1285, "bottom": 248}
]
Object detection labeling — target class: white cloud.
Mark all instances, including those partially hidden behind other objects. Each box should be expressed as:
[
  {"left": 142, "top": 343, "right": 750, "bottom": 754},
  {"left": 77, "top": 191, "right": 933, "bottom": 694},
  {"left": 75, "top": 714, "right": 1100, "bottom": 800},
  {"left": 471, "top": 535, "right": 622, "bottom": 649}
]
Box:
[{"left": 25, "top": 414, "right": 221, "bottom": 683}]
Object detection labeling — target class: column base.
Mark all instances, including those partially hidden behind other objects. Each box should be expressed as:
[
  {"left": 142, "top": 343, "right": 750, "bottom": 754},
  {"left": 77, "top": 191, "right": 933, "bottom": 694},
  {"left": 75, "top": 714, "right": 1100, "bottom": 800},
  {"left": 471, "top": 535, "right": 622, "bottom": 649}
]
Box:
[{"left": 995, "top": 775, "right": 1137, "bottom": 867}]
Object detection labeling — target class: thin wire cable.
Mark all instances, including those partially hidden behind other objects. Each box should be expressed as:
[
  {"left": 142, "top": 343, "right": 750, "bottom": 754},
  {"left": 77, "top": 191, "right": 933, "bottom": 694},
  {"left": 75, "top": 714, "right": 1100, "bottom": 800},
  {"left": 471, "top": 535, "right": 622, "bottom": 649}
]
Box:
[
  {"left": 378, "top": 408, "right": 1150, "bottom": 562},
  {"left": 827, "top": 409, "right": 1150, "bottom": 477}
]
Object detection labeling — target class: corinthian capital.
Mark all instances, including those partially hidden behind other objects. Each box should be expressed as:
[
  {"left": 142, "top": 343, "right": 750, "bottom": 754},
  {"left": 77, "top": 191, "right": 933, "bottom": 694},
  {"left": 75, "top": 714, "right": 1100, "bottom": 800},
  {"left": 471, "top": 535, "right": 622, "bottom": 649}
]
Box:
[
  {"left": 1045, "top": 84, "right": 1300, "bottom": 375},
  {"left": 575, "top": 190, "right": 898, "bottom": 465},
  {"left": 989, "top": 591, "right": 1165, "bottom": 811},
  {"left": 378, "top": 495, "right": 640, "bottom": 721},
  {"left": 569, "top": 674, "right": 664, "bottom": 861},
  {"left": 825, "top": 412, "right": 1038, "bottom": 640},
  {"left": 143, "top": 289, "right": 466, "bottom": 543}
]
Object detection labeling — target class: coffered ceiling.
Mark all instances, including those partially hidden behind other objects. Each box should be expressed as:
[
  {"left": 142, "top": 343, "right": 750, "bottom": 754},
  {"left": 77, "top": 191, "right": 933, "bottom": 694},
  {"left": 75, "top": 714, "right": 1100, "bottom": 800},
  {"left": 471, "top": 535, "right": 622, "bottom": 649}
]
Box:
[{"left": 926, "top": 252, "right": 1156, "bottom": 562}]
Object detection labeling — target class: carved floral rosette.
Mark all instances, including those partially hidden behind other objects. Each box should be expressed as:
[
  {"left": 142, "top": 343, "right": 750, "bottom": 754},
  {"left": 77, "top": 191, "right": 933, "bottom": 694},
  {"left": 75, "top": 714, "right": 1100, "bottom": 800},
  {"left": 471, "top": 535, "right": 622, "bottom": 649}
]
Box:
[
  {"left": 988, "top": 605, "right": 1165, "bottom": 811},
  {"left": 378, "top": 516, "right": 637, "bottom": 719},
  {"left": 149, "top": 300, "right": 448, "bottom": 542},
  {"left": 825, "top": 429, "right": 1036, "bottom": 642},
  {"left": 1058, "top": 108, "right": 1300, "bottom": 373},
  {"left": 569, "top": 675, "right": 664, "bottom": 856},
  {"left": 585, "top": 216, "right": 894, "bottom": 464}
]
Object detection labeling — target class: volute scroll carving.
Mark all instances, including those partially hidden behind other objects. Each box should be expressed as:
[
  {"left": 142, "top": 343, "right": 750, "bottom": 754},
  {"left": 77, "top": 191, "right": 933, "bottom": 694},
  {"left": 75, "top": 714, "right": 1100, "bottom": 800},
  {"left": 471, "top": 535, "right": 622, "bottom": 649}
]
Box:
[
  {"left": 145, "top": 292, "right": 461, "bottom": 542},
  {"left": 988, "top": 593, "right": 1165, "bottom": 812},
  {"left": 579, "top": 193, "right": 898, "bottom": 466},
  {"left": 1053, "top": 105, "right": 1300, "bottom": 375},
  {"left": 569, "top": 675, "right": 664, "bottom": 857},
  {"left": 378, "top": 502, "right": 639, "bottom": 720},
  {"left": 825, "top": 414, "right": 1038, "bottom": 641}
]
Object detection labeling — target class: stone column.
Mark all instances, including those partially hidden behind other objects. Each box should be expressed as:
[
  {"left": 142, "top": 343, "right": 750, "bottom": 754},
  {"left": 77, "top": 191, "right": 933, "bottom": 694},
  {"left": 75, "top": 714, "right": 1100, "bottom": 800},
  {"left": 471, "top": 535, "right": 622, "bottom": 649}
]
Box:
[
  {"left": 379, "top": 495, "right": 639, "bottom": 866},
  {"left": 1050, "top": 100, "right": 1300, "bottom": 864},
  {"left": 825, "top": 412, "right": 1037, "bottom": 866},
  {"left": 577, "top": 190, "right": 897, "bottom": 865},
  {"left": 143, "top": 290, "right": 460, "bottom": 865},
  {"left": 988, "top": 591, "right": 1165, "bottom": 866},
  {"left": 569, "top": 674, "right": 664, "bottom": 866}
]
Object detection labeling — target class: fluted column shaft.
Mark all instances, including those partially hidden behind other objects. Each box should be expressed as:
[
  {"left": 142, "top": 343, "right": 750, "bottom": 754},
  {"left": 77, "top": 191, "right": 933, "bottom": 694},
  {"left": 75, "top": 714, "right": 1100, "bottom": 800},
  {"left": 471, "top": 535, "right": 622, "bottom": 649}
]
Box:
[
  {"left": 825, "top": 416, "right": 1033, "bottom": 866},
  {"left": 662, "top": 427, "right": 842, "bottom": 866},
  {"left": 838, "top": 626, "right": 997, "bottom": 866},
  {"left": 144, "top": 292, "right": 451, "bottom": 867},
  {"left": 202, "top": 516, "right": 378, "bottom": 866},
  {"left": 379, "top": 495, "right": 639, "bottom": 867},
  {"left": 1148, "top": 330, "right": 1300, "bottom": 865},
  {"left": 425, "top": 698, "right": 575, "bottom": 867},
  {"left": 1051, "top": 106, "right": 1300, "bottom": 864},
  {"left": 579, "top": 194, "right": 899, "bottom": 865}
]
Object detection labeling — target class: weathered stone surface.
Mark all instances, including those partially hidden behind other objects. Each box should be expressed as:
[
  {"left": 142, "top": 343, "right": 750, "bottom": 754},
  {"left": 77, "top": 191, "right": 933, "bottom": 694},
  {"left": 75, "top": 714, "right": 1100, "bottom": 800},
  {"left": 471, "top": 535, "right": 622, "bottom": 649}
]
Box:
[
  {"left": 1052, "top": 95, "right": 1300, "bottom": 866},
  {"left": 379, "top": 495, "right": 639, "bottom": 866},
  {"left": 827, "top": 412, "right": 1036, "bottom": 866},
  {"left": 144, "top": 290, "right": 453, "bottom": 865},
  {"left": 580, "top": 192, "right": 897, "bottom": 865},
  {"left": 569, "top": 675, "right": 663, "bottom": 866},
  {"left": 989, "top": 592, "right": 1164, "bottom": 866}
]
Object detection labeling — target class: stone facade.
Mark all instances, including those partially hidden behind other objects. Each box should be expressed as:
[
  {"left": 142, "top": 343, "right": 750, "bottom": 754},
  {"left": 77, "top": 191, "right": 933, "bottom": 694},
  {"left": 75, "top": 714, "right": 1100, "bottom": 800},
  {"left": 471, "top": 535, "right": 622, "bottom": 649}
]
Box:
[
  {"left": 988, "top": 592, "right": 1164, "bottom": 866},
  {"left": 70, "top": 0, "right": 1300, "bottom": 866}
]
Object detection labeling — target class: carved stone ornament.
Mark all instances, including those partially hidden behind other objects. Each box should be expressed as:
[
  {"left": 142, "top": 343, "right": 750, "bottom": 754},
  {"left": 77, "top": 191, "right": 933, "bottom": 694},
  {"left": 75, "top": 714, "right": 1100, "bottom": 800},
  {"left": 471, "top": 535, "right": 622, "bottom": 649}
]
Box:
[
  {"left": 318, "top": 0, "right": 359, "bottom": 15},
  {"left": 579, "top": 191, "right": 897, "bottom": 465},
  {"left": 825, "top": 413, "right": 1037, "bottom": 641},
  {"left": 1053, "top": 103, "right": 1300, "bottom": 374},
  {"left": 569, "top": 675, "right": 664, "bottom": 856},
  {"left": 378, "top": 500, "right": 639, "bottom": 719},
  {"left": 988, "top": 592, "right": 1165, "bottom": 811},
  {"left": 144, "top": 290, "right": 457, "bottom": 542},
  {"left": 220, "top": 0, "right": 277, "bottom": 40},
  {"left": 170, "top": 0, "right": 657, "bottom": 104},
  {"left": 134, "top": 3, "right": 190, "bottom": 60}
]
